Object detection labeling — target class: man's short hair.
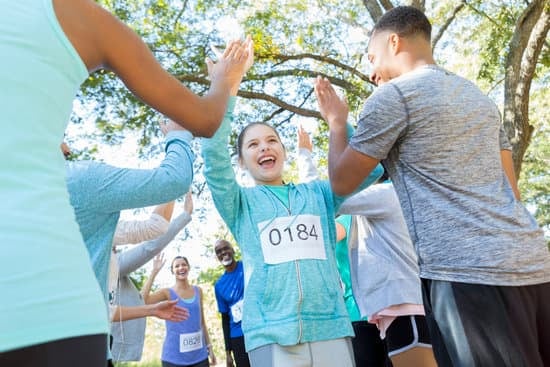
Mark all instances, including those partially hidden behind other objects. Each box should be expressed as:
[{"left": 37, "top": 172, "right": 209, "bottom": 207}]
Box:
[{"left": 373, "top": 6, "right": 431, "bottom": 42}]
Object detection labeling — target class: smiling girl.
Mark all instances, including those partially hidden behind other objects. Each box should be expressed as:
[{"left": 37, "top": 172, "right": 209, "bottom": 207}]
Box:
[{"left": 200, "top": 58, "right": 383, "bottom": 365}]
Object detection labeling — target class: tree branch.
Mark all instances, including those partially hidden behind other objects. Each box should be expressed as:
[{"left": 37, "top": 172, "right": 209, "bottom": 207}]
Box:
[
  {"left": 378, "top": 0, "right": 394, "bottom": 12},
  {"left": 463, "top": 1, "right": 502, "bottom": 28},
  {"left": 407, "top": 0, "right": 425, "bottom": 11},
  {"left": 238, "top": 90, "right": 321, "bottom": 119},
  {"left": 172, "top": 0, "right": 189, "bottom": 32},
  {"left": 268, "top": 53, "right": 371, "bottom": 82},
  {"left": 362, "top": 0, "right": 384, "bottom": 22},
  {"left": 432, "top": 2, "right": 466, "bottom": 49},
  {"left": 245, "top": 69, "right": 361, "bottom": 90}
]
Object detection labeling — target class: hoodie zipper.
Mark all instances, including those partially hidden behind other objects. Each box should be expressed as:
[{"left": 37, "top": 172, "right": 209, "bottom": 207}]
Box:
[
  {"left": 264, "top": 185, "right": 304, "bottom": 343},
  {"left": 295, "top": 260, "right": 304, "bottom": 343}
]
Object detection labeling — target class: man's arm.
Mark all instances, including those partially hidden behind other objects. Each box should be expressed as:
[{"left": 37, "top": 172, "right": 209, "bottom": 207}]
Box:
[
  {"left": 221, "top": 312, "right": 232, "bottom": 350},
  {"left": 500, "top": 149, "right": 521, "bottom": 200},
  {"left": 315, "top": 76, "right": 381, "bottom": 195}
]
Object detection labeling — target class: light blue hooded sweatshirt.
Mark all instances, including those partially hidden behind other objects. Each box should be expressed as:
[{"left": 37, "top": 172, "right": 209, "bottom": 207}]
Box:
[{"left": 202, "top": 97, "right": 383, "bottom": 352}]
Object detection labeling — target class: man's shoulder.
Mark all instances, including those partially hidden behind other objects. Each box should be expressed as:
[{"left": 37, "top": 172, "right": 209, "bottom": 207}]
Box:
[{"left": 214, "top": 270, "right": 229, "bottom": 286}]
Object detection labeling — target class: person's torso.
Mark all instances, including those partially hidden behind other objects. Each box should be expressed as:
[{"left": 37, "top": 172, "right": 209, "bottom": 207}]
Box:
[
  {"left": 0, "top": 0, "right": 107, "bottom": 352},
  {"left": 382, "top": 66, "right": 550, "bottom": 285},
  {"left": 110, "top": 277, "right": 146, "bottom": 361},
  {"left": 232, "top": 182, "right": 353, "bottom": 350},
  {"left": 215, "top": 261, "right": 245, "bottom": 337},
  {"left": 162, "top": 287, "right": 208, "bottom": 364}
]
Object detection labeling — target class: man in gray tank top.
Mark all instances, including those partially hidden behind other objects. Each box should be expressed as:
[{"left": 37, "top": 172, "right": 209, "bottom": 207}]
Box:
[{"left": 314, "top": 6, "right": 550, "bottom": 367}]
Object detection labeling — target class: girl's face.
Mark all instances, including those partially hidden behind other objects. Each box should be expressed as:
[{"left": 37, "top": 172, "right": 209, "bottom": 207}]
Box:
[
  {"left": 239, "top": 124, "right": 286, "bottom": 186},
  {"left": 171, "top": 258, "right": 189, "bottom": 279}
]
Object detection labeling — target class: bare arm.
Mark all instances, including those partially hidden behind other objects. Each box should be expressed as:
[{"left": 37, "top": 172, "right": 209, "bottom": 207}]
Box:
[
  {"left": 500, "top": 149, "right": 521, "bottom": 200},
  {"left": 297, "top": 125, "right": 321, "bottom": 182},
  {"left": 199, "top": 287, "right": 217, "bottom": 365},
  {"left": 314, "top": 76, "right": 381, "bottom": 195},
  {"left": 117, "top": 193, "right": 193, "bottom": 275},
  {"left": 335, "top": 221, "right": 347, "bottom": 242},
  {"left": 111, "top": 300, "right": 189, "bottom": 322},
  {"left": 53, "top": 0, "right": 251, "bottom": 137},
  {"left": 141, "top": 254, "right": 170, "bottom": 304},
  {"left": 153, "top": 201, "right": 175, "bottom": 222}
]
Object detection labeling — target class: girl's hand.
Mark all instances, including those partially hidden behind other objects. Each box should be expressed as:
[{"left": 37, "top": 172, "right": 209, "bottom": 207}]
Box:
[{"left": 297, "top": 124, "right": 313, "bottom": 152}]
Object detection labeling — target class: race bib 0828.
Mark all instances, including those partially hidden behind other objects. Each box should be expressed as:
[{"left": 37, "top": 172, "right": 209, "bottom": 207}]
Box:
[{"left": 179, "top": 330, "right": 203, "bottom": 353}]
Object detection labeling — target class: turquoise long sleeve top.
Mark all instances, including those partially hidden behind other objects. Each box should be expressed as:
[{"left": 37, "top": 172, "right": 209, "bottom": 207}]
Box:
[
  {"left": 1, "top": 0, "right": 107, "bottom": 352},
  {"left": 66, "top": 131, "right": 194, "bottom": 306},
  {"left": 201, "top": 97, "right": 383, "bottom": 352}
]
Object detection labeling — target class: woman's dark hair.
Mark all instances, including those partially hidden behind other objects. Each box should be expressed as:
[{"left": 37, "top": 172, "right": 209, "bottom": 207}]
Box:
[
  {"left": 170, "top": 256, "right": 189, "bottom": 273},
  {"left": 372, "top": 6, "right": 431, "bottom": 42},
  {"left": 236, "top": 122, "right": 285, "bottom": 159}
]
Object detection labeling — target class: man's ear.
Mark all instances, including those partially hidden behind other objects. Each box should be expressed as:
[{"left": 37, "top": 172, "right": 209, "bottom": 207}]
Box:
[{"left": 388, "top": 33, "right": 401, "bottom": 54}]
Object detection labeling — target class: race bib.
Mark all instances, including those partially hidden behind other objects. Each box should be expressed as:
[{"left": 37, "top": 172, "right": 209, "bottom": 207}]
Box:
[
  {"left": 179, "top": 330, "right": 203, "bottom": 353},
  {"left": 230, "top": 299, "right": 244, "bottom": 323},
  {"left": 259, "top": 214, "right": 326, "bottom": 264}
]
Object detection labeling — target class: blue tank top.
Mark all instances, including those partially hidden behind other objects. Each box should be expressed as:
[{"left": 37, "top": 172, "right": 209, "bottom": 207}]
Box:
[
  {"left": 0, "top": 0, "right": 107, "bottom": 352},
  {"left": 162, "top": 287, "right": 209, "bottom": 365}
]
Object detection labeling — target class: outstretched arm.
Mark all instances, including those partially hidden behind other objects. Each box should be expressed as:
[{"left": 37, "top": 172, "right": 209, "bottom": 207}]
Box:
[
  {"left": 297, "top": 125, "right": 320, "bottom": 182},
  {"left": 220, "top": 312, "right": 234, "bottom": 367},
  {"left": 201, "top": 46, "right": 254, "bottom": 229},
  {"left": 111, "top": 300, "right": 189, "bottom": 322},
  {"left": 70, "top": 122, "right": 194, "bottom": 216},
  {"left": 315, "top": 76, "right": 381, "bottom": 196},
  {"left": 199, "top": 287, "right": 217, "bottom": 365},
  {"left": 53, "top": 0, "right": 252, "bottom": 137},
  {"left": 141, "top": 254, "right": 170, "bottom": 304},
  {"left": 113, "top": 203, "right": 172, "bottom": 246},
  {"left": 500, "top": 149, "right": 521, "bottom": 200},
  {"left": 117, "top": 192, "right": 193, "bottom": 276}
]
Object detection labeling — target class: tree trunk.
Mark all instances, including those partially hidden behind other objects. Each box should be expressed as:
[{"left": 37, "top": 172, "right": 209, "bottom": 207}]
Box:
[{"left": 503, "top": 0, "right": 550, "bottom": 177}]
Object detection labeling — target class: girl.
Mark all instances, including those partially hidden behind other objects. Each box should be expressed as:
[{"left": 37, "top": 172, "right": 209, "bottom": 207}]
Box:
[
  {"left": 201, "top": 79, "right": 384, "bottom": 366},
  {"left": 142, "top": 255, "right": 216, "bottom": 367}
]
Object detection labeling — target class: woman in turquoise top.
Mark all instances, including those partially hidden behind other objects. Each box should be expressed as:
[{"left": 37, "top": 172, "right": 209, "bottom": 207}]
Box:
[
  {"left": 0, "top": 1, "right": 250, "bottom": 365},
  {"left": 201, "top": 57, "right": 384, "bottom": 365}
]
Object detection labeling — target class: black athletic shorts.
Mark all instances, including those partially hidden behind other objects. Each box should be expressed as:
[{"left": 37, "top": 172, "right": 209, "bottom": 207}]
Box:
[
  {"left": 385, "top": 315, "right": 431, "bottom": 356},
  {"left": 422, "top": 279, "right": 550, "bottom": 367}
]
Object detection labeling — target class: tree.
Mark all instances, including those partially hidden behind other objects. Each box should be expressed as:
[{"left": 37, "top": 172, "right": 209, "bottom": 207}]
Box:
[{"left": 70, "top": 0, "right": 549, "bottom": 229}]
